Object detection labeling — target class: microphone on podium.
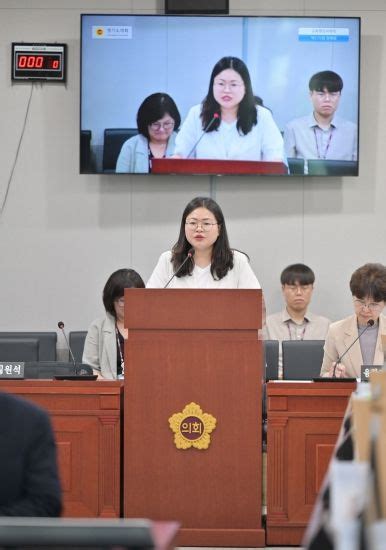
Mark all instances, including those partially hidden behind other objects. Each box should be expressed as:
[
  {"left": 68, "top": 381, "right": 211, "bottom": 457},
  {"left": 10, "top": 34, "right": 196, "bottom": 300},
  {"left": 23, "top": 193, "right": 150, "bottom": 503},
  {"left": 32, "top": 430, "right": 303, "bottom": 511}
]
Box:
[
  {"left": 57, "top": 321, "right": 76, "bottom": 367},
  {"left": 187, "top": 113, "right": 220, "bottom": 158},
  {"left": 164, "top": 248, "right": 195, "bottom": 289},
  {"left": 332, "top": 318, "right": 375, "bottom": 377}
]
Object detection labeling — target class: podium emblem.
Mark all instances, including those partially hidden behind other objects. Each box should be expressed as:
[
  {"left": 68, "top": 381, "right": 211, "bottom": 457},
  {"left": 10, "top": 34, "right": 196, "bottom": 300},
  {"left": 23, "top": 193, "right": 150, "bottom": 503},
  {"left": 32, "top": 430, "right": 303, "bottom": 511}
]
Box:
[{"left": 169, "top": 402, "right": 216, "bottom": 450}]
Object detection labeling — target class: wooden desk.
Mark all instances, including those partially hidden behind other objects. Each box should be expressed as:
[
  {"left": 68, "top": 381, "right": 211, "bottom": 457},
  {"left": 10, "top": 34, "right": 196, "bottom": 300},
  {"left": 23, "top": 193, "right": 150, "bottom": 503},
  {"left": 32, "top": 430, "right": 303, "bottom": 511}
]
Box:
[
  {"left": 0, "top": 380, "right": 122, "bottom": 517},
  {"left": 266, "top": 381, "right": 356, "bottom": 545}
]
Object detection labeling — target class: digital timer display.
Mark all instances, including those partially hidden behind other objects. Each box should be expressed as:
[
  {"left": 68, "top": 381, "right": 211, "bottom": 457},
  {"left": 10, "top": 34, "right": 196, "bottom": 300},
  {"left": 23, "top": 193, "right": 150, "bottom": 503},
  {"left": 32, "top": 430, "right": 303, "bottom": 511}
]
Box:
[{"left": 12, "top": 43, "right": 67, "bottom": 82}]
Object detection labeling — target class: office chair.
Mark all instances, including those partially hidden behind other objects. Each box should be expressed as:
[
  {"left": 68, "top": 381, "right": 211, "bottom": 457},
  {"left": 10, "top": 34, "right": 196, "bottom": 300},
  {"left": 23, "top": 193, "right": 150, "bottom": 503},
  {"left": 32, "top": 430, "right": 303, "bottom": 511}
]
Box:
[
  {"left": 0, "top": 332, "right": 57, "bottom": 361},
  {"left": 102, "top": 128, "right": 138, "bottom": 172},
  {"left": 69, "top": 331, "right": 88, "bottom": 363},
  {"left": 80, "top": 129, "right": 92, "bottom": 172},
  {"left": 263, "top": 340, "right": 279, "bottom": 381},
  {"left": 0, "top": 338, "right": 39, "bottom": 362},
  {"left": 307, "top": 159, "right": 358, "bottom": 176},
  {"left": 287, "top": 157, "right": 305, "bottom": 175},
  {"left": 282, "top": 340, "right": 325, "bottom": 380}
]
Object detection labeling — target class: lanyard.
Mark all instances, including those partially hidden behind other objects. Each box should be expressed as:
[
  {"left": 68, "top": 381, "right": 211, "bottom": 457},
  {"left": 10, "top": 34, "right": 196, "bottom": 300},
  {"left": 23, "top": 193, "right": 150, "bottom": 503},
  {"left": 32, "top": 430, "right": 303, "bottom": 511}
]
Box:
[
  {"left": 287, "top": 322, "right": 307, "bottom": 341},
  {"left": 115, "top": 325, "right": 124, "bottom": 376},
  {"left": 313, "top": 126, "right": 333, "bottom": 159}
]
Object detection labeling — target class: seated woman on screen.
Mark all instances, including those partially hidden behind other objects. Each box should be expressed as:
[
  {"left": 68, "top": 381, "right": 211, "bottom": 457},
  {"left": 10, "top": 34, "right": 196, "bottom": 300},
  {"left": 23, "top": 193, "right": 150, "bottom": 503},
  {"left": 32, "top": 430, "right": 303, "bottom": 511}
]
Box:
[
  {"left": 116, "top": 92, "right": 181, "bottom": 173},
  {"left": 172, "top": 56, "right": 285, "bottom": 162},
  {"left": 320, "top": 263, "right": 386, "bottom": 378},
  {"left": 83, "top": 268, "right": 145, "bottom": 379},
  {"left": 147, "top": 196, "right": 261, "bottom": 289}
]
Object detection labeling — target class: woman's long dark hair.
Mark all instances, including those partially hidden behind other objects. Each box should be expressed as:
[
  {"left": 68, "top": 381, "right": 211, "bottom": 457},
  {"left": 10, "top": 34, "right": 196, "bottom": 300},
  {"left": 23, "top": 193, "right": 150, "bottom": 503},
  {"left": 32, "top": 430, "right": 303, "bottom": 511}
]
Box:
[
  {"left": 171, "top": 197, "right": 234, "bottom": 280},
  {"left": 201, "top": 56, "right": 257, "bottom": 135}
]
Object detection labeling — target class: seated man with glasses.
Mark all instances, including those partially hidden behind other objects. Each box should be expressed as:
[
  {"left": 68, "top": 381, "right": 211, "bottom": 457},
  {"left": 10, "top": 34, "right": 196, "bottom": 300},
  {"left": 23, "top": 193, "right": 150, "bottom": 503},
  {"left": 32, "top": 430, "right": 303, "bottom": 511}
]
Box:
[
  {"left": 263, "top": 263, "right": 330, "bottom": 377},
  {"left": 283, "top": 70, "right": 357, "bottom": 171},
  {"left": 320, "top": 263, "right": 386, "bottom": 378}
]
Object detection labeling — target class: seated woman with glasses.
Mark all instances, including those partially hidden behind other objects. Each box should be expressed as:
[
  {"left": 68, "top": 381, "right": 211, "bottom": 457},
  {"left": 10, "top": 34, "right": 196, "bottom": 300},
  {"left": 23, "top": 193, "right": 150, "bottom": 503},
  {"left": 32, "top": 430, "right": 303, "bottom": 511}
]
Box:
[
  {"left": 320, "top": 263, "right": 386, "bottom": 378},
  {"left": 83, "top": 268, "right": 145, "bottom": 379},
  {"left": 172, "top": 56, "right": 285, "bottom": 162},
  {"left": 116, "top": 92, "right": 181, "bottom": 173},
  {"left": 147, "top": 196, "right": 260, "bottom": 289}
]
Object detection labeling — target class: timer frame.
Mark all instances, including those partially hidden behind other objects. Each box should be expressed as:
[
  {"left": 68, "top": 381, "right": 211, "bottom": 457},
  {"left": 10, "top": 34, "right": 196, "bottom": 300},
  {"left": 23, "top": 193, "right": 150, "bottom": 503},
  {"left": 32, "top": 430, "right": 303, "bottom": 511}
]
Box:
[{"left": 11, "top": 43, "right": 67, "bottom": 82}]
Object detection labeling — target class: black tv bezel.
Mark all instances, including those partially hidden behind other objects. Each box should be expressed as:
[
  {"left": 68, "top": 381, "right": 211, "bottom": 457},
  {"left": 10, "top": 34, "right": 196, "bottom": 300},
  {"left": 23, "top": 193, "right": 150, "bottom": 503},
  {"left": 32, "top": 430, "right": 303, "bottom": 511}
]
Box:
[
  {"left": 79, "top": 13, "right": 361, "bottom": 178},
  {"left": 165, "top": 0, "right": 229, "bottom": 15}
]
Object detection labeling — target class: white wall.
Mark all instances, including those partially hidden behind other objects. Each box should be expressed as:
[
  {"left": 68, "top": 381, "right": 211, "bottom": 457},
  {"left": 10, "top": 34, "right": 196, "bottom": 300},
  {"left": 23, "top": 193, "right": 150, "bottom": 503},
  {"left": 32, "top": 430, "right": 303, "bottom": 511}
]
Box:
[{"left": 0, "top": 0, "right": 385, "bottom": 352}]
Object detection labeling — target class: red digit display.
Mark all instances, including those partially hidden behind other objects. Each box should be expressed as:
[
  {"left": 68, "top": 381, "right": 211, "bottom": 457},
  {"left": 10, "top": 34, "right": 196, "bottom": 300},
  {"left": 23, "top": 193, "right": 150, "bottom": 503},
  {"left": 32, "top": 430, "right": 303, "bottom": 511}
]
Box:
[{"left": 16, "top": 53, "right": 61, "bottom": 71}]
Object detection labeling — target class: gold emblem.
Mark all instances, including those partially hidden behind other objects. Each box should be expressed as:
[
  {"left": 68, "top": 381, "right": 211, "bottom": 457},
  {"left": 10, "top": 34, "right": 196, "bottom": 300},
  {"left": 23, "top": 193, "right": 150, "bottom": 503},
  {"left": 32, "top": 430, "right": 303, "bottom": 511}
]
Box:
[{"left": 169, "top": 402, "right": 216, "bottom": 450}]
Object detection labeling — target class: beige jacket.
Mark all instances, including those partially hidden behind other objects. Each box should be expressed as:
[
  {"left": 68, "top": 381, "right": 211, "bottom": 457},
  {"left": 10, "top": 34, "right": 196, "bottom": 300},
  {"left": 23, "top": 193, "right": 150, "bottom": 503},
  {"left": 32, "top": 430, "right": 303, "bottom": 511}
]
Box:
[
  {"left": 82, "top": 312, "right": 118, "bottom": 379},
  {"left": 320, "top": 313, "right": 386, "bottom": 378}
]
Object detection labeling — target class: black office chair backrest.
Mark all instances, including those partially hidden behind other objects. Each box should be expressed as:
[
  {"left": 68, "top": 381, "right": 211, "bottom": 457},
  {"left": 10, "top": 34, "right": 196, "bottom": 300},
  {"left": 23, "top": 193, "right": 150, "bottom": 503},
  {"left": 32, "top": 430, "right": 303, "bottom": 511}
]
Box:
[
  {"left": 307, "top": 159, "right": 358, "bottom": 176},
  {"left": 102, "top": 128, "right": 138, "bottom": 172},
  {"left": 24, "top": 362, "right": 93, "bottom": 379},
  {"left": 0, "top": 332, "right": 57, "bottom": 361},
  {"left": 282, "top": 340, "right": 325, "bottom": 380},
  {"left": 263, "top": 340, "right": 279, "bottom": 380},
  {"left": 0, "top": 338, "right": 39, "bottom": 362},
  {"left": 69, "top": 331, "right": 88, "bottom": 363},
  {"left": 287, "top": 157, "right": 305, "bottom": 175},
  {"left": 80, "top": 129, "right": 92, "bottom": 172}
]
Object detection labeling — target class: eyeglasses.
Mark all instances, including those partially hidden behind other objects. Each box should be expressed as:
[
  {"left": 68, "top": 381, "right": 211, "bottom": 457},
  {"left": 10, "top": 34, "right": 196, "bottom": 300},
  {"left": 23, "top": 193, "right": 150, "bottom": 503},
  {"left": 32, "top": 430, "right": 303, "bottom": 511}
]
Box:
[
  {"left": 114, "top": 297, "right": 125, "bottom": 306},
  {"left": 284, "top": 284, "right": 313, "bottom": 293},
  {"left": 353, "top": 299, "right": 384, "bottom": 311},
  {"left": 149, "top": 121, "right": 175, "bottom": 131},
  {"left": 213, "top": 80, "right": 244, "bottom": 90},
  {"left": 185, "top": 220, "right": 218, "bottom": 232}
]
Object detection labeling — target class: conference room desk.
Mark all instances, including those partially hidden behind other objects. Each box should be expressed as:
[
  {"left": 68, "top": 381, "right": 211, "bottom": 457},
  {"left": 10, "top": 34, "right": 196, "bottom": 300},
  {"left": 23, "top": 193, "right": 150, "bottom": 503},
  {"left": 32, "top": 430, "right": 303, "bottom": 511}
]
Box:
[
  {"left": 0, "top": 379, "right": 123, "bottom": 518},
  {"left": 266, "top": 380, "right": 356, "bottom": 546}
]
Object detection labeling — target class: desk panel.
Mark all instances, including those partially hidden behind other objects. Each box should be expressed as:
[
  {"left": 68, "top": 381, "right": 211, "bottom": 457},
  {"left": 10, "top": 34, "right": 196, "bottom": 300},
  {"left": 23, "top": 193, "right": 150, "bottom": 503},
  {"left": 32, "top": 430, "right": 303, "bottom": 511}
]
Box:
[
  {"left": 266, "top": 381, "right": 355, "bottom": 545},
  {"left": 0, "top": 380, "right": 122, "bottom": 517}
]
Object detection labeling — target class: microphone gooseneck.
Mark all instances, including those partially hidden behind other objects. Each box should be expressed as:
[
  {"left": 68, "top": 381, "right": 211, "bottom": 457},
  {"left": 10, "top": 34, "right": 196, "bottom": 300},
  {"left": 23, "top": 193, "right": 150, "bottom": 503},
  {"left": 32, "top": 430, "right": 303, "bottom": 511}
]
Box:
[
  {"left": 187, "top": 113, "right": 220, "bottom": 158},
  {"left": 57, "top": 321, "right": 76, "bottom": 367},
  {"left": 332, "top": 318, "right": 375, "bottom": 377},
  {"left": 164, "top": 248, "right": 195, "bottom": 289}
]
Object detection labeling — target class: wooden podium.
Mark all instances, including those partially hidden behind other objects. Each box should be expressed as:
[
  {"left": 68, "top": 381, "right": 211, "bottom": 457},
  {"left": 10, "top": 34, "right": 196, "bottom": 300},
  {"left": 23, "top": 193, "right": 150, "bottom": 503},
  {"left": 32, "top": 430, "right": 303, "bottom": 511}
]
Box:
[
  {"left": 123, "top": 289, "right": 265, "bottom": 547},
  {"left": 266, "top": 381, "right": 356, "bottom": 546},
  {"left": 152, "top": 157, "right": 287, "bottom": 175}
]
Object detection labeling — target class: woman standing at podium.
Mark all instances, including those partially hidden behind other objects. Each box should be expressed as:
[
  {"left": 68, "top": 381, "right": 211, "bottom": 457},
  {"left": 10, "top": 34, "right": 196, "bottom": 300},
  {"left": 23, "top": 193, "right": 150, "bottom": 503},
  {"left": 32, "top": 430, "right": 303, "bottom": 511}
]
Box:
[
  {"left": 83, "top": 268, "right": 145, "bottom": 379},
  {"left": 172, "top": 56, "right": 285, "bottom": 162},
  {"left": 320, "top": 263, "right": 386, "bottom": 378},
  {"left": 147, "top": 196, "right": 261, "bottom": 289}
]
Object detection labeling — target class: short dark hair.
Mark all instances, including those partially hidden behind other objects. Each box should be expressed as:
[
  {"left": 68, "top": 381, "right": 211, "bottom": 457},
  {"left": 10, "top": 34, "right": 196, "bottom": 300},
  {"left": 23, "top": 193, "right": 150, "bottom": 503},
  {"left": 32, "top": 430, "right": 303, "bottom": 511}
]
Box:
[
  {"left": 137, "top": 93, "right": 181, "bottom": 139},
  {"left": 103, "top": 268, "right": 145, "bottom": 316},
  {"left": 280, "top": 264, "right": 315, "bottom": 286},
  {"left": 349, "top": 263, "right": 386, "bottom": 302},
  {"left": 309, "top": 71, "right": 343, "bottom": 93},
  {"left": 201, "top": 56, "right": 257, "bottom": 135},
  {"left": 171, "top": 196, "right": 234, "bottom": 280}
]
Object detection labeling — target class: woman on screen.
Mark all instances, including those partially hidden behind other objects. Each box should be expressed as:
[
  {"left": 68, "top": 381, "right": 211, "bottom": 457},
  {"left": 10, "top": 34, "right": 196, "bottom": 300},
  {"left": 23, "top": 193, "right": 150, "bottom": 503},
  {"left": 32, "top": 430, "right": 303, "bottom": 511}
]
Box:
[
  {"left": 147, "top": 196, "right": 261, "bottom": 289},
  {"left": 320, "top": 263, "right": 386, "bottom": 378},
  {"left": 173, "top": 56, "right": 285, "bottom": 162},
  {"left": 116, "top": 92, "right": 181, "bottom": 173},
  {"left": 83, "top": 268, "right": 145, "bottom": 379}
]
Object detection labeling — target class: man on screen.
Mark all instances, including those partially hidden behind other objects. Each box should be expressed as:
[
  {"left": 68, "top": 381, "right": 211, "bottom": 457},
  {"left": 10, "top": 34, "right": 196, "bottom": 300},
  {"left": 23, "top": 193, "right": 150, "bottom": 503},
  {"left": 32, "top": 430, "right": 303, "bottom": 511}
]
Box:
[{"left": 283, "top": 71, "right": 357, "bottom": 165}]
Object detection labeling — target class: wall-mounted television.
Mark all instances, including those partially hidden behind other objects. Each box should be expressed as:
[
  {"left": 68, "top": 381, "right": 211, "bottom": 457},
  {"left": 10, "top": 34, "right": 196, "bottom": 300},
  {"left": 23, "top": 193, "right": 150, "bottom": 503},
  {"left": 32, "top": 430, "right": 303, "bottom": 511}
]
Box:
[{"left": 80, "top": 14, "right": 360, "bottom": 177}]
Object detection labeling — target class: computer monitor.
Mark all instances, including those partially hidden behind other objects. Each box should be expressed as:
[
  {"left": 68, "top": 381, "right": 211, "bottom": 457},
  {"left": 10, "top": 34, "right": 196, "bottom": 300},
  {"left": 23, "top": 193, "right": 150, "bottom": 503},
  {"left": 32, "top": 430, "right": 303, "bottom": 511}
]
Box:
[{"left": 282, "top": 340, "right": 325, "bottom": 380}]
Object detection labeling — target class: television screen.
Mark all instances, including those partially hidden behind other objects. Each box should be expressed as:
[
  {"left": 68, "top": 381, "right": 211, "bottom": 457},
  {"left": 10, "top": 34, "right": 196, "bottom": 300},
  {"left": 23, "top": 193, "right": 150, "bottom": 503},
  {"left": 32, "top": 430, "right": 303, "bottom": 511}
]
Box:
[{"left": 80, "top": 14, "right": 360, "bottom": 177}]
